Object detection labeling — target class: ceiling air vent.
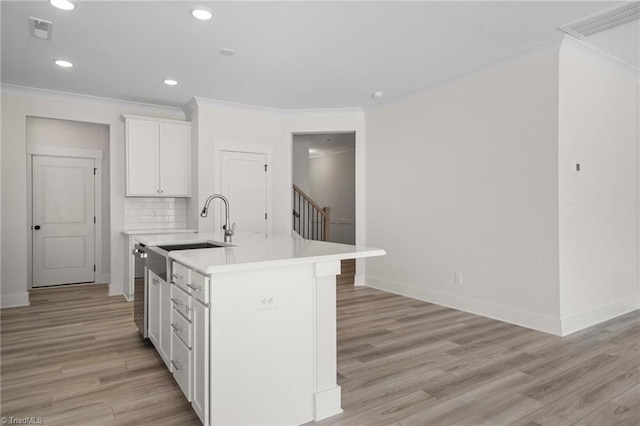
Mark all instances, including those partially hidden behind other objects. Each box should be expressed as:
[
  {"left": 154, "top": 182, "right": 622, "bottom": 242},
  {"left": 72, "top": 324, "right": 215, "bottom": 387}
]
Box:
[
  {"left": 30, "top": 17, "right": 53, "bottom": 40},
  {"left": 559, "top": 1, "right": 639, "bottom": 38}
]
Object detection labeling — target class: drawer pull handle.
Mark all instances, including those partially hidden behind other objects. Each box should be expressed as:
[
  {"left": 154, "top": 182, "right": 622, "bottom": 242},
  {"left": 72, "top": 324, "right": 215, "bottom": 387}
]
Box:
[
  {"left": 170, "top": 297, "right": 184, "bottom": 307},
  {"left": 171, "top": 360, "right": 184, "bottom": 371},
  {"left": 170, "top": 323, "right": 184, "bottom": 333},
  {"left": 172, "top": 273, "right": 184, "bottom": 280},
  {"left": 186, "top": 283, "right": 202, "bottom": 291}
]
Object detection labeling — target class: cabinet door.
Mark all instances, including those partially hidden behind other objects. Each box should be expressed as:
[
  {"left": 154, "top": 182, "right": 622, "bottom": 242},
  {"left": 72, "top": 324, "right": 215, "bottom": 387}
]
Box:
[
  {"left": 192, "top": 299, "right": 209, "bottom": 424},
  {"left": 126, "top": 120, "right": 159, "bottom": 196},
  {"left": 147, "top": 270, "right": 161, "bottom": 347},
  {"left": 159, "top": 278, "right": 172, "bottom": 369},
  {"left": 159, "top": 123, "right": 190, "bottom": 197}
]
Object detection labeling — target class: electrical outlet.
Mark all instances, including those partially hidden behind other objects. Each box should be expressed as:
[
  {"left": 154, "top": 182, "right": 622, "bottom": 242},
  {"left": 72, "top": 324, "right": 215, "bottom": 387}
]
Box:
[
  {"left": 454, "top": 272, "right": 463, "bottom": 284},
  {"left": 256, "top": 296, "right": 277, "bottom": 310}
]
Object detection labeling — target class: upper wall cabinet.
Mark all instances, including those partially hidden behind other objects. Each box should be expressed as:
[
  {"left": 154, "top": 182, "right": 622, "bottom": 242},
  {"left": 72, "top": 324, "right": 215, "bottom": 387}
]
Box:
[{"left": 124, "top": 115, "right": 191, "bottom": 197}]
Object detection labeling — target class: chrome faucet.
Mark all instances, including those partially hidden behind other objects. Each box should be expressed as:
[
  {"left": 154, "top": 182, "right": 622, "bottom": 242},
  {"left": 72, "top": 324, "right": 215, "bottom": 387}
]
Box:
[{"left": 200, "top": 194, "right": 236, "bottom": 242}]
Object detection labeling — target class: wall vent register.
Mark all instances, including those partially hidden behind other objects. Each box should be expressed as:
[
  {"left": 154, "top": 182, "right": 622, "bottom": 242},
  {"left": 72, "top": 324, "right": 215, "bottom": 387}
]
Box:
[
  {"left": 559, "top": 1, "right": 639, "bottom": 38},
  {"left": 30, "top": 17, "right": 52, "bottom": 40}
]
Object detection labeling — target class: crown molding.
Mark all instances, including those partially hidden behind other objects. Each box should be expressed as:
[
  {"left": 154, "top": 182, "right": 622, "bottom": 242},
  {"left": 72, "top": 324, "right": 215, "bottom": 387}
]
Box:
[
  {"left": 367, "top": 36, "right": 565, "bottom": 110},
  {"left": 1, "top": 84, "right": 185, "bottom": 117},
  {"left": 560, "top": 35, "right": 639, "bottom": 82},
  {"left": 192, "top": 96, "right": 364, "bottom": 117}
]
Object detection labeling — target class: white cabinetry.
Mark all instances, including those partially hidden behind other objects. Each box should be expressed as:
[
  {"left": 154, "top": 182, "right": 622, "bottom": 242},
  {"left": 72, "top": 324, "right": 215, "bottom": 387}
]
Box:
[
  {"left": 169, "top": 261, "right": 210, "bottom": 424},
  {"left": 192, "top": 298, "right": 209, "bottom": 424},
  {"left": 124, "top": 115, "right": 191, "bottom": 197},
  {"left": 147, "top": 270, "right": 171, "bottom": 369}
]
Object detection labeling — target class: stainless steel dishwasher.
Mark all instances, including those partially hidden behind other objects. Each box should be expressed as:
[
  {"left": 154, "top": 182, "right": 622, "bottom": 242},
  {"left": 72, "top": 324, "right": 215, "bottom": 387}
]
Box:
[{"left": 133, "top": 243, "right": 172, "bottom": 338}]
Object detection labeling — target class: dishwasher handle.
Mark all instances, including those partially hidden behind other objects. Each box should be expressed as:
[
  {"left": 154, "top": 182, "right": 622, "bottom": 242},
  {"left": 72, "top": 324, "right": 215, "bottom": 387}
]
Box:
[{"left": 132, "top": 245, "right": 148, "bottom": 259}]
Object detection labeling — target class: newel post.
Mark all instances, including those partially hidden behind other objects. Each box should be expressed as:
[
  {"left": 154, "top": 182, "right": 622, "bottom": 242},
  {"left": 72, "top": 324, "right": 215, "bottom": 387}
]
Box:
[{"left": 322, "top": 207, "right": 330, "bottom": 241}]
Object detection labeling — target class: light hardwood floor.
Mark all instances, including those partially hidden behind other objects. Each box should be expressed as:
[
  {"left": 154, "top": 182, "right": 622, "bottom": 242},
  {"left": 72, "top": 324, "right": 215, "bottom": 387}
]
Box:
[{"left": 1, "top": 283, "right": 638, "bottom": 425}]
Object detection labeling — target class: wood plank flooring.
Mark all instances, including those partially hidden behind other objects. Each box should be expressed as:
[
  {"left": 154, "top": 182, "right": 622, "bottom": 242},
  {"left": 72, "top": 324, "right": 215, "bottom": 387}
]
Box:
[
  {"left": 0, "top": 284, "right": 200, "bottom": 425},
  {"left": 2, "top": 283, "right": 639, "bottom": 425},
  {"left": 317, "top": 286, "right": 640, "bottom": 426}
]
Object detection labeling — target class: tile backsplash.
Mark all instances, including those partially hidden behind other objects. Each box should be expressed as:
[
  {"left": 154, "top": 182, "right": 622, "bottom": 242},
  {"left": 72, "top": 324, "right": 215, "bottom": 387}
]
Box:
[{"left": 124, "top": 198, "right": 187, "bottom": 230}]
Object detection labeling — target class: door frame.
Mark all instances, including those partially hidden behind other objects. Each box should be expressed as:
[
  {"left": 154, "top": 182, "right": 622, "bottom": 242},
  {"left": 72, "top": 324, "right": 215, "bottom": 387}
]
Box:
[
  {"left": 287, "top": 127, "right": 366, "bottom": 285},
  {"left": 27, "top": 146, "right": 103, "bottom": 289},
  {"left": 213, "top": 141, "right": 273, "bottom": 235}
]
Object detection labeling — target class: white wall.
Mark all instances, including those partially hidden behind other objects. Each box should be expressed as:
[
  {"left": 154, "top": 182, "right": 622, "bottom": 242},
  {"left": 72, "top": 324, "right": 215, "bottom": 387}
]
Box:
[
  {"left": 558, "top": 50, "right": 639, "bottom": 334},
  {"left": 26, "top": 117, "right": 111, "bottom": 283},
  {"left": 188, "top": 99, "right": 284, "bottom": 235},
  {"left": 365, "top": 52, "right": 563, "bottom": 333},
  {"left": 292, "top": 140, "right": 311, "bottom": 195},
  {"left": 1, "top": 86, "right": 184, "bottom": 307},
  {"left": 310, "top": 149, "right": 356, "bottom": 244},
  {"left": 189, "top": 99, "right": 367, "bottom": 248}
]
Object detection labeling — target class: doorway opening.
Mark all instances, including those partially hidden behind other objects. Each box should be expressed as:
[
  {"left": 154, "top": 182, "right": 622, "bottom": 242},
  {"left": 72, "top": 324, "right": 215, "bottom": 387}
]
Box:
[
  {"left": 292, "top": 132, "right": 356, "bottom": 284},
  {"left": 26, "top": 117, "right": 110, "bottom": 289}
]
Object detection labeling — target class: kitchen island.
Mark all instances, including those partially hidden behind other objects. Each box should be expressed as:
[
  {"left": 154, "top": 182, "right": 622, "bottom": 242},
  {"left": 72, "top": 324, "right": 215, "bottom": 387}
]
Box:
[{"left": 134, "top": 231, "right": 385, "bottom": 425}]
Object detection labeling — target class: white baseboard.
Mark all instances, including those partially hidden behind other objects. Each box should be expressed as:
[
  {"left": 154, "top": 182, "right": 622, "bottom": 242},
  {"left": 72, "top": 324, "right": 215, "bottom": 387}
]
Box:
[
  {"left": 354, "top": 274, "right": 365, "bottom": 287},
  {"left": 314, "top": 385, "right": 343, "bottom": 421},
  {"left": 366, "top": 276, "right": 562, "bottom": 335},
  {"left": 108, "top": 282, "right": 124, "bottom": 297},
  {"left": 1, "top": 293, "right": 30, "bottom": 308},
  {"left": 561, "top": 298, "right": 640, "bottom": 336}
]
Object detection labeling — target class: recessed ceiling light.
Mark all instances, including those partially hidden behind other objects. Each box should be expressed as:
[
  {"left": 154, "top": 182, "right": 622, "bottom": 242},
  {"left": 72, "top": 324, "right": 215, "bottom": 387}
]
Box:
[
  {"left": 220, "top": 48, "right": 236, "bottom": 56},
  {"left": 54, "top": 59, "right": 73, "bottom": 68},
  {"left": 163, "top": 79, "right": 178, "bottom": 86},
  {"left": 50, "top": 0, "right": 75, "bottom": 11},
  {"left": 372, "top": 91, "right": 384, "bottom": 99},
  {"left": 191, "top": 9, "right": 212, "bottom": 20}
]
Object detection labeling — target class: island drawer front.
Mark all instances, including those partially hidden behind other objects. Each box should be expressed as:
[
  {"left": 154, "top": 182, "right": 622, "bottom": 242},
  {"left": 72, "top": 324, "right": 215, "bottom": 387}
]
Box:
[
  {"left": 170, "top": 284, "right": 191, "bottom": 321},
  {"left": 189, "top": 270, "right": 210, "bottom": 305},
  {"left": 171, "top": 333, "right": 192, "bottom": 401},
  {"left": 171, "top": 262, "right": 190, "bottom": 293},
  {"left": 171, "top": 306, "right": 192, "bottom": 348}
]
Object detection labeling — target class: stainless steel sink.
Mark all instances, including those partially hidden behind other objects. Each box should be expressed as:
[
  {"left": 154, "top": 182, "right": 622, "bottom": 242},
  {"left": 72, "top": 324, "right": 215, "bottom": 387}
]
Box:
[{"left": 157, "top": 242, "right": 225, "bottom": 251}]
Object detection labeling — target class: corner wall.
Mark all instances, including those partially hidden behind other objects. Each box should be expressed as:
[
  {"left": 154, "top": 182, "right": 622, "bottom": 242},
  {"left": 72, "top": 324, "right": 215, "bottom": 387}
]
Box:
[
  {"left": 364, "top": 52, "right": 563, "bottom": 333},
  {"left": 558, "top": 49, "right": 640, "bottom": 334}
]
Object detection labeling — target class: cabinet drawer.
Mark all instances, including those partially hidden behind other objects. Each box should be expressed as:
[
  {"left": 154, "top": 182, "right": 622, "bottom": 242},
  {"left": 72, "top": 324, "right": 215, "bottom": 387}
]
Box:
[
  {"left": 171, "top": 305, "right": 192, "bottom": 348},
  {"left": 170, "top": 284, "right": 191, "bottom": 321},
  {"left": 171, "top": 332, "right": 192, "bottom": 401},
  {"left": 171, "top": 262, "right": 190, "bottom": 293},
  {"left": 187, "top": 270, "right": 210, "bottom": 304}
]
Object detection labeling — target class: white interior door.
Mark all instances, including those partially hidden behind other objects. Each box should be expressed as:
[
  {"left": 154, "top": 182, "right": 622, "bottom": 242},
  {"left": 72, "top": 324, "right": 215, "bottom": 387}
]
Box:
[
  {"left": 32, "top": 155, "right": 95, "bottom": 287},
  {"left": 220, "top": 151, "right": 268, "bottom": 234}
]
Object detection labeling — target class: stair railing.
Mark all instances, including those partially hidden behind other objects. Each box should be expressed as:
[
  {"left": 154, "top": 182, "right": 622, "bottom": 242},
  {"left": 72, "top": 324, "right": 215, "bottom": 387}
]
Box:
[{"left": 293, "top": 184, "right": 330, "bottom": 241}]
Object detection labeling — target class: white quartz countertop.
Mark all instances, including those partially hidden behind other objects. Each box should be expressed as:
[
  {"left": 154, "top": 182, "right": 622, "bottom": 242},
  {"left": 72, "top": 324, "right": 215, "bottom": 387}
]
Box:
[
  {"left": 135, "top": 231, "right": 385, "bottom": 275},
  {"left": 121, "top": 228, "right": 197, "bottom": 236}
]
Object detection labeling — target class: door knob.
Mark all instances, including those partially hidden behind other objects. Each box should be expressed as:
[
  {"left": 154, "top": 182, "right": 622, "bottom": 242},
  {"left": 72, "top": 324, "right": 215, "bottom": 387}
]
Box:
[{"left": 34, "top": 225, "right": 41, "bottom": 230}]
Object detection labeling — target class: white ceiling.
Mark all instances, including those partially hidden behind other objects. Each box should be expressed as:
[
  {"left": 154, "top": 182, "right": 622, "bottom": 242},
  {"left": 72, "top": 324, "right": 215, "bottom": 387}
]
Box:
[
  {"left": 1, "top": 1, "right": 635, "bottom": 110},
  {"left": 293, "top": 132, "right": 355, "bottom": 157}
]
